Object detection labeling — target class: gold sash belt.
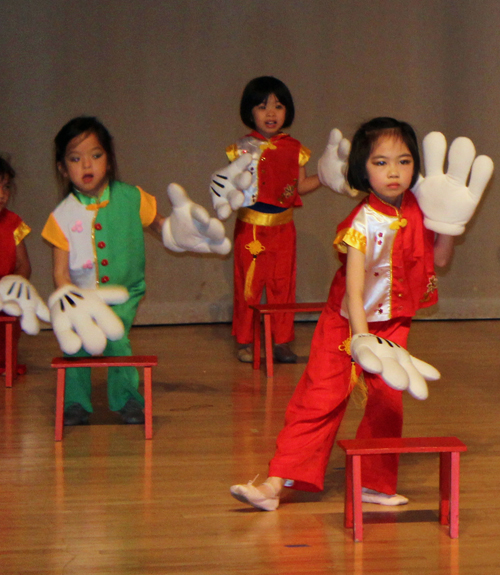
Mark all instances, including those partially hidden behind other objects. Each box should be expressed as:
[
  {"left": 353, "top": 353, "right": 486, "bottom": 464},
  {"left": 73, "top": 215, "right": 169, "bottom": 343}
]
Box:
[{"left": 237, "top": 207, "right": 294, "bottom": 226}]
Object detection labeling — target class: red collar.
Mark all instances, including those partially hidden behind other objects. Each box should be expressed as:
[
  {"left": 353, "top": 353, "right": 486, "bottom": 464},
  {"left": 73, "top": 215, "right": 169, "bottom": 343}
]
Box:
[
  {"left": 248, "top": 130, "right": 289, "bottom": 143},
  {"left": 367, "top": 190, "right": 411, "bottom": 216}
]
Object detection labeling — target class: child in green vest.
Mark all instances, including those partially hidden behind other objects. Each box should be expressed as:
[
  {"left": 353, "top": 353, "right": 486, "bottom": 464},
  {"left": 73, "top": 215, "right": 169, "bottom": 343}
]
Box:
[{"left": 42, "top": 116, "right": 229, "bottom": 426}]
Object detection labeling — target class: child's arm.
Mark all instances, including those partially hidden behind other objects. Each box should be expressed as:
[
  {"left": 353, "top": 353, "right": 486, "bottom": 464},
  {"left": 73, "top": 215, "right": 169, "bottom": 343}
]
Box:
[
  {"left": 15, "top": 240, "right": 31, "bottom": 279},
  {"left": 148, "top": 213, "right": 166, "bottom": 237},
  {"left": 297, "top": 167, "right": 320, "bottom": 196},
  {"left": 345, "top": 245, "right": 369, "bottom": 335},
  {"left": 434, "top": 234, "right": 454, "bottom": 268},
  {"left": 52, "top": 246, "right": 72, "bottom": 288}
]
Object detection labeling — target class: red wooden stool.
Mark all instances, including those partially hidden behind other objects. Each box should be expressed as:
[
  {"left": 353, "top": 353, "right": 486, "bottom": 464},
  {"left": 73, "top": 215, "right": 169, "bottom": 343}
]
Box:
[
  {"left": 337, "top": 436, "right": 467, "bottom": 542},
  {"left": 250, "top": 302, "right": 325, "bottom": 378},
  {"left": 0, "top": 315, "right": 19, "bottom": 388},
  {"left": 51, "top": 355, "right": 158, "bottom": 441}
]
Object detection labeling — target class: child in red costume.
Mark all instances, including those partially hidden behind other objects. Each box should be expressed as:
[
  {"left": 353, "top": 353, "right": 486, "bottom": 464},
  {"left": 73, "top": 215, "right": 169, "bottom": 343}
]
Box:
[
  {"left": 0, "top": 156, "right": 32, "bottom": 375},
  {"left": 228, "top": 76, "right": 322, "bottom": 364},
  {"left": 230, "top": 117, "right": 458, "bottom": 510}
]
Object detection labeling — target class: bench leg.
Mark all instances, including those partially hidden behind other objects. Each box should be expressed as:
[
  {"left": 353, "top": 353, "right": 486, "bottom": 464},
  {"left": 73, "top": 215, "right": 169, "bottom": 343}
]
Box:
[
  {"left": 5, "top": 320, "right": 15, "bottom": 388},
  {"left": 449, "top": 452, "right": 460, "bottom": 538},
  {"left": 264, "top": 314, "right": 273, "bottom": 378},
  {"left": 144, "top": 367, "right": 153, "bottom": 440},
  {"left": 252, "top": 308, "right": 261, "bottom": 371},
  {"left": 55, "top": 368, "right": 66, "bottom": 441},
  {"left": 352, "top": 454, "right": 364, "bottom": 542},
  {"left": 344, "top": 454, "right": 354, "bottom": 528}
]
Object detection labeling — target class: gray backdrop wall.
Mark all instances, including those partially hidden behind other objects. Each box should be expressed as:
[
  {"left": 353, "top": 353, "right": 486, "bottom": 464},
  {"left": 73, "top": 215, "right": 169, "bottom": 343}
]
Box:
[{"left": 1, "top": 0, "right": 498, "bottom": 325}]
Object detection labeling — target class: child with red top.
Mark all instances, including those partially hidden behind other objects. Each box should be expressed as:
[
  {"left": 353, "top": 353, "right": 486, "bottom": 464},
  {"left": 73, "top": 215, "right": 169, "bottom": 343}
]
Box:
[
  {"left": 0, "top": 155, "right": 31, "bottom": 375},
  {"left": 230, "top": 117, "right": 493, "bottom": 511},
  {"left": 226, "top": 76, "right": 321, "bottom": 363}
]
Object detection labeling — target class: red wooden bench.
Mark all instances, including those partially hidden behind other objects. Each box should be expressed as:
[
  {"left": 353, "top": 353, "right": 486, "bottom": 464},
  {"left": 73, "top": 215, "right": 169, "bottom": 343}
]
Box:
[
  {"left": 250, "top": 302, "right": 326, "bottom": 378},
  {"left": 0, "top": 315, "right": 19, "bottom": 388},
  {"left": 51, "top": 355, "right": 158, "bottom": 441},
  {"left": 337, "top": 436, "right": 467, "bottom": 542}
]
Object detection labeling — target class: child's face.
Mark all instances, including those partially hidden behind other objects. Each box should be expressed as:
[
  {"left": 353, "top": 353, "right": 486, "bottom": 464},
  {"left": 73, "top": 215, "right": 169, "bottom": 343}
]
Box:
[
  {"left": 365, "top": 135, "right": 414, "bottom": 206},
  {"left": 251, "top": 93, "right": 286, "bottom": 139},
  {"left": 0, "top": 176, "right": 12, "bottom": 213},
  {"left": 58, "top": 132, "right": 110, "bottom": 197}
]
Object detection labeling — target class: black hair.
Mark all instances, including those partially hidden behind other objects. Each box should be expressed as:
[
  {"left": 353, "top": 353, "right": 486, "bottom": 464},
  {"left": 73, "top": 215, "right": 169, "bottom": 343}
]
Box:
[
  {"left": 347, "top": 117, "right": 421, "bottom": 193},
  {"left": 239, "top": 76, "right": 295, "bottom": 131},
  {"left": 54, "top": 116, "right": 117, "bottom": 196},
  {"left": 0, "top": 154, "right": 17, "bottom": 197}
]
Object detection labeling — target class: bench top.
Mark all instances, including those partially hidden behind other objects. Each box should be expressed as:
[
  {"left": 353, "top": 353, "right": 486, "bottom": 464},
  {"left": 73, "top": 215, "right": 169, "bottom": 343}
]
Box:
[
  {"left": 337, "top": 436, "right": 467, "bottom": 455},
  {"left": 51, "top": 355, "right": 158, "bottom": 368},
  {"left": 250, "top": 302, "right": 326, "bottom": 313}
]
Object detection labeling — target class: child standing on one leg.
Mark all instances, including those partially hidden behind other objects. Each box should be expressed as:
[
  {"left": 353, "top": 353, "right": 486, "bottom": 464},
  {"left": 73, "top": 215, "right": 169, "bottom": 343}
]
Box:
[
  {"left": 224, "top": 76, "right": 322, "bottom": 364},
  {"left": 230, "top": 116, "right": 492, "bottom": 510},
  {"left": 0, "top": 155, "right": 32, "bottom": 375}
]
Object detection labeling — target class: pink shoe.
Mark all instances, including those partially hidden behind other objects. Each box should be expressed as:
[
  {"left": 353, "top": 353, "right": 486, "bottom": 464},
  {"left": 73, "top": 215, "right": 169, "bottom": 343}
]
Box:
[
  {"left": 361, "top": 488, "right": 409, "bottom": 506},
  {"left": 230, "top": 479, "right": 279, "bottom": 511}
]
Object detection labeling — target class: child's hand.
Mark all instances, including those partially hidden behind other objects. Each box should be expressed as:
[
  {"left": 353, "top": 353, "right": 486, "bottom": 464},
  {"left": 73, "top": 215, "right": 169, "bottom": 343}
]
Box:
[
  {"left": 350, "top": 333, "right": 440, "bottom": 400},
  {"left": 0, "top": 275, "right": 50, "bottom": 335},
  {"left": 163, "top": 183, "right": 231, "bottom": 255},
  {"left": 413, "top": 132, "right": 494, "bottom": 235},
  {"left": 318, "top": 129, "right": 358, "bottom": 197},
  {"left": 209, "top": 154, "right": 254, "bottom": 220},
  {"left": 48, "top": 284, "right": 129, "bottom": 355}
]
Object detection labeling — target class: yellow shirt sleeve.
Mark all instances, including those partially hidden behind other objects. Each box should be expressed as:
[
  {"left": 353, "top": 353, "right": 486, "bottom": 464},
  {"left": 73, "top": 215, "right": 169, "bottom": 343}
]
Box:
[
  {"left": 137, "top": 186, "right": 157, "bottom": 227},
  {"left": 226, "top": 144, "right": 240, "bottom": 162},
  {"left": 14, "top": 221, "right": 31, "bottom": 245},
  {"left": 333, "top": 227, "right": 366, "bottom": 255},
  {"left": 298, "top": 145, "right": 311, "bottom": 167},
  {"left": 41, "top": 213, "right": 69, "bottom": 251}
]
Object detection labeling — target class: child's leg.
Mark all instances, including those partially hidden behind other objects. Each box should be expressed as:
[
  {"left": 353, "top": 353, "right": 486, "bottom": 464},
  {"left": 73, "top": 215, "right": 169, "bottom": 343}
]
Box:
[
  {"left": 268, "top": 309, "right": 352, "bottom": 491},
  {"left": 105, "top": 295, "right": 144, "bottom": 412},
  {"left": 232, "top": 220, "right": 267, "bottom": 344},
  {"left": 356, "top": 318, "right": 411, "bottom": 495},
  {"left": 265, "top": 221, "right": 296, "bottom": 345}
]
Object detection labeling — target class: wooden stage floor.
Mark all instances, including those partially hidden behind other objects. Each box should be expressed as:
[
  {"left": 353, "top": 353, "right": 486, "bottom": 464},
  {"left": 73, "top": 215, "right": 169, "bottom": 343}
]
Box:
[{"left": 1, "top": 319, "right": 499, "bottom": 574}]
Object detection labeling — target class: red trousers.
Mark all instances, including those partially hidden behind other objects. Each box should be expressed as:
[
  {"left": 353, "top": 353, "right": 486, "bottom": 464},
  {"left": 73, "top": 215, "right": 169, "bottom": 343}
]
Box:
[
  {"left": 269, "top": 306, "right": 411, "bottom": 495},
  {"left": 232, "top": 218, "right": 296, "bottom": 345}
]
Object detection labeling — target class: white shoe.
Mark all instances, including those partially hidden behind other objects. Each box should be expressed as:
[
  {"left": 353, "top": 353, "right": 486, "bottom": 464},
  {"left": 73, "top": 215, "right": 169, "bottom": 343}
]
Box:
[
  {"left": 230, "top": 480, "right": 279, "bottom": 511},
  {"left": 361, "top": 488, "right": 409, "bottom": 506}
]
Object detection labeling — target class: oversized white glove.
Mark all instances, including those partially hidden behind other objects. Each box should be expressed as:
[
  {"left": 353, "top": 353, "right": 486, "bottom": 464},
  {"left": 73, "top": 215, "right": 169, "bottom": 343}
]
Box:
[
  {"left": 413, "top": 132, "right": 494, "bottom": 235},
  {"left": 0, "top": 275, "right": 50, "bottom": 335},
  {"left": 209, "top": 154, "right": 254, "bottom": 220},
  {"left": 317, "top": 128, "right": 358, "bottom": 197},
  {"left": 162, "top": 183, "right": 231, "bottom": 255},
  {"left": 350, "top": 333, "right": 440, "bottom": 400},
  {"left": 49, "top": 284, "right": 129, "bottom": 355}
]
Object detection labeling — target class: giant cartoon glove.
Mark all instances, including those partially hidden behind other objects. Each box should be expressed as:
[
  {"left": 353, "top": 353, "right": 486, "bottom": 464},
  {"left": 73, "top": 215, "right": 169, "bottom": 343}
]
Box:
[
  {"left": 350, "top": 333, "right": 440, "bottom": 400},
  {"left": 0, "top": 275, "right": 50, "bottom": 335},
  {"left": 413, "top": 132, "right": 494, "bottom": 235},
  {"left": 317, "top": 128, "right": 358, "bottom": 197},
  {"left": 209, "top": 154, "right": 254, "bottom": 220},
  {"left": 48, "top": 284, "right": 129, "bottom": 355},
  {"left": 163, "top": 183, "right": 231, "bottom": 255}
]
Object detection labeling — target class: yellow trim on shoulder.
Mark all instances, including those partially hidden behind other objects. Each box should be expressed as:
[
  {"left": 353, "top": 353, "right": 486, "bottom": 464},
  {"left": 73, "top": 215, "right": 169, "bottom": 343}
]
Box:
[
  {"left": 138, "top": 186, "right": 157, "bottom": 227},
  {"left": 14, "top": 221, "right": 31, "bottom": 245},
  {"left": 333, "top": 227, "right": 366, "bottom": 254},
  {"left": 237, "top": 207, "right": 294, "bottom": 226},
  {"left": 41, "top": 213, "right": 69, "bottom": 251},
  {"left": 298, "top": 145, "right": 311, "bottom": 167},
  {"left": 226, "top": 144, "right": 240, "bottom": 162}
]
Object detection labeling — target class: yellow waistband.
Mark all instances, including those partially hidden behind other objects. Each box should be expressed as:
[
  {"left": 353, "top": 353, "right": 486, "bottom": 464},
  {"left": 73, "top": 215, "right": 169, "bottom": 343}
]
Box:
[{"left": 237, "top": 207, "right": 294, "bottom": 226}]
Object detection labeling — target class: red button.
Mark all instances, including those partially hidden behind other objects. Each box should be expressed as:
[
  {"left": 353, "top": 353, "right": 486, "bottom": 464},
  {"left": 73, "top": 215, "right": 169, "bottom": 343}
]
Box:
[
  {"left": 95, "top": 223, "right": 102, "bottom": 230},
  {"left": 101, "top": 276, "right": 109, "bottom": 283},
  {"left": 101, "top": 259, "right": 108, "bottom": 266},
  {"left": 98, "top": 241, "right": 106, "bottom": 249}
]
